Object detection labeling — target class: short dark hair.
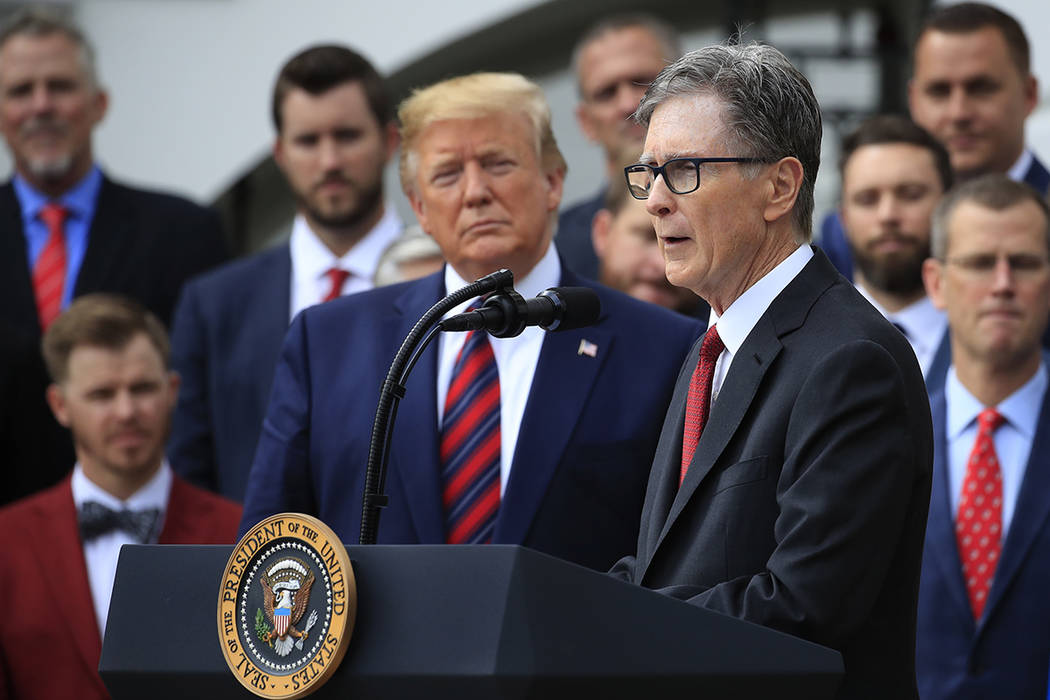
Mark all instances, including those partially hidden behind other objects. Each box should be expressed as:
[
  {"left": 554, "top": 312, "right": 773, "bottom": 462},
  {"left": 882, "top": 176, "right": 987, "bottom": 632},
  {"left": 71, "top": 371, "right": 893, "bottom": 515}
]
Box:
[
  {"left": 42, "top": 294, "right": 170, "bottom": 384},
  {"left": 271, "top": 44, "right": 390, "bottom": 132},
  {"left": 919, "top": 2, "right": 1030, "bottom": 75},
  {"left": 931, "top": 174, "right": 1050, "bottom": 260},
  {"left": 572, "top": 13, "right": 681, "bottom": 94},
  {"left": 840, "top": 115, "right": 953, "bottom": 192}
]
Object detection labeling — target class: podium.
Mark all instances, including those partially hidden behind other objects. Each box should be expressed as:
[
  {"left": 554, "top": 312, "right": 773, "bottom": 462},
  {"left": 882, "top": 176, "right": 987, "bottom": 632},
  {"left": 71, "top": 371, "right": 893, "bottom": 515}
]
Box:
[{"left": 100, "top": 544, "right": 842, "bottom": 698}]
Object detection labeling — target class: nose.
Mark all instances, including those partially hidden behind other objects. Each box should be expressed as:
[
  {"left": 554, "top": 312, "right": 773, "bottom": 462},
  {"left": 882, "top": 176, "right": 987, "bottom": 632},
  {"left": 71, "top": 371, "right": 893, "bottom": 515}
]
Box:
[
  {"left": 113, "top": 390, "right": 137, "bottom": 420},
  {"left": 990, "top": 256, "right": 1016, "bottom": 295},
  {"left": 463, "top": 161, "right": 492, "bottom": 207},
  {"left": 946, "top": 87, "right": 974, "bottom": 124},
  {"left": 318, "top": 136, "right": 342, "bottom": 172},
  {"left": 29, "top": 83, "right": 54, "bottom": 114},
  {"left": 876, "top": 194, "right": 901, "bottom": 224},
  {"left": 644, "top": 172, "right": 675, "bottom": 218},
  {"left": 617, "top": 82, "right": 646, "bottom": 118}
]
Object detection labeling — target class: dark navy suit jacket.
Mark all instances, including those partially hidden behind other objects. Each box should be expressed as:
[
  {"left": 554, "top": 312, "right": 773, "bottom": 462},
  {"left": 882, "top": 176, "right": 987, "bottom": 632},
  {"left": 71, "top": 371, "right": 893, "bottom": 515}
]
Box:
[
  {"left": 240, "top": 266, "right": 701, "bottom": 571},
  {"left": 555, "top": 188, "right": 605, "bottom": 281},
  {"left": 918, "top": 364, "right": 1050, "bottom": 700},
  {"left": 169, "top": 244, "right": 293, "bottom": 502}
]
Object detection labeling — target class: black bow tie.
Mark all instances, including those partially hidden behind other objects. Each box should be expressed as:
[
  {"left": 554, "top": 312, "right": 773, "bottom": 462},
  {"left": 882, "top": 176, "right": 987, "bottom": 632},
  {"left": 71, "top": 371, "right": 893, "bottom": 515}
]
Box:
[{"left": 78, "top": 501, "right": 161, "bottom": 543}]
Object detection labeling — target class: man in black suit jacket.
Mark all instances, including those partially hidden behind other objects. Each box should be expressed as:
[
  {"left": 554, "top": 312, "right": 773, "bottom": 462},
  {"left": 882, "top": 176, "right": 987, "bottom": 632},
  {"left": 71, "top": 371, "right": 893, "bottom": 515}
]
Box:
[
  {"left": 0, "top": 8, "right": 226, "bottom": 497},
  {"left": 610, "top": 43, "right": 934, "bottom": 699}
]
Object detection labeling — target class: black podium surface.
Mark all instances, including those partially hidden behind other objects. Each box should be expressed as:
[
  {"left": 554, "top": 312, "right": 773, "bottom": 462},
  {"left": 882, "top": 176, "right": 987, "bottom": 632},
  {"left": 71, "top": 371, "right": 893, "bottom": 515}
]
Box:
[{"left": 100, "top": 544, "right": 842, "bottom": 699}]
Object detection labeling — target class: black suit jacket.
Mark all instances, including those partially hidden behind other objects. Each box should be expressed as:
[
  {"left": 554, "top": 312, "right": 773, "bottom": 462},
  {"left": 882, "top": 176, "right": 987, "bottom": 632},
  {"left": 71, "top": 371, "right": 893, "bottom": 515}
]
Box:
[
  {"left": 612, "top": 250, "right": 934, "bottom": 699},
  {"left": 0, "top": 174, "right": 228, "bottom": 501},
  {"left": 0, "top": 173, "right": 227, "bottom": 336}
]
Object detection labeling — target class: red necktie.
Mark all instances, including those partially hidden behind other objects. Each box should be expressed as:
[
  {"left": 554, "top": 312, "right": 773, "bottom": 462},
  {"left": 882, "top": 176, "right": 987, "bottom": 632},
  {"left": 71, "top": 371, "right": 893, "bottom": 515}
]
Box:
[
  {"left": 681, "top": 325, "right": 724, "bottom": 485},
  {"left": 33, "top": 202, "right": 68, "bottom": 332},
  {"left": 322, "top": 268, "right": 351, "bottom": 303},
  {"left": 956, "top": 407, "right": 1005, "bottom": 620},
  {"left": 441, "top": 327, "right": 500, "bottom": 544}
]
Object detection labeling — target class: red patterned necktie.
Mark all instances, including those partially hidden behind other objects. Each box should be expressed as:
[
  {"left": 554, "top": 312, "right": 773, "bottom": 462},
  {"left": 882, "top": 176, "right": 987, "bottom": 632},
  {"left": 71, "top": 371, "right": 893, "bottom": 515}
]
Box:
[
  {"left": 956, "top": 407, "right": 1005, "bottom": 620},
  {"left": 33, "top": 202, "right": 68, "bottom": 332},
  {"left": 441, "top": 327, "right": 501, "bottom": 544},
  {"left": 322, "top": 268, "right": 351, "bottom": 303},
  {"left": 681, "top": 325, "right": 725, "bottom": 485}
]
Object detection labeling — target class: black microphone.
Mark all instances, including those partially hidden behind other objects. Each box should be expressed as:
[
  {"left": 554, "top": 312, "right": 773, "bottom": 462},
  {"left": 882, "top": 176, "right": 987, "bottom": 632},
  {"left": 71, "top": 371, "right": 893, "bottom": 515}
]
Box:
[{"left": 439, "top": 287, "right": 601, "bottom": 338}]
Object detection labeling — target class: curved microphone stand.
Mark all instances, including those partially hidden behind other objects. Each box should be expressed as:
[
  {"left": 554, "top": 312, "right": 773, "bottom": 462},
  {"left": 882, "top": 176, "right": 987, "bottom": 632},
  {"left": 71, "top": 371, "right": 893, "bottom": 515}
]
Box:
[{"left": 358, "top": 269, "right": 514, "bottom": 545}]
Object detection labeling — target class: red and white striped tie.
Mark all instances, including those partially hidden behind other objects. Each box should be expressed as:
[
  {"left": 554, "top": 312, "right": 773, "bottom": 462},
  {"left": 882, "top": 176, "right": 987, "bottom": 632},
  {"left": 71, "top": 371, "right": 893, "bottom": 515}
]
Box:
[{"left": 33, "top": 202, "right": 68, "bottom": 332}]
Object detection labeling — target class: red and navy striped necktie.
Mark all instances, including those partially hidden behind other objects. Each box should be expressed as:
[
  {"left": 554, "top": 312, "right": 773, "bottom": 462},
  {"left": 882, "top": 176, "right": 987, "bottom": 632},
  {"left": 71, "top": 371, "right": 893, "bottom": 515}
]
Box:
[{"left": 441, "top": 327, "right": 501, "bottom": 544}]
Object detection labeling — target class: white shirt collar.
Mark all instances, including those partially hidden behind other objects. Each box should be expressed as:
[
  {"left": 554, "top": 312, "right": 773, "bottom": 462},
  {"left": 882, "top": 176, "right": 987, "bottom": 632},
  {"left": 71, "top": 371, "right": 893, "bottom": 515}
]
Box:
[
  {"left": 709, "top": 244, "right": 814, "bottom": 355},
  {"left": 442, "top": 240, "right": 561, "bottom": 315},
  {"left": 854, "top": 287, "right": 947, "bottom": 373},
  {"left": 289, "top": 206, "right": 402, "bottom": 290},
  {"left": 946, "top": 361, "right": 1047, "bottom": 441},
  {"left": 1007, "top": 149, "right": 1035, "bottom": 183},
  {"left": 71, "top": 460, "right": 172, "bottom": 513}
]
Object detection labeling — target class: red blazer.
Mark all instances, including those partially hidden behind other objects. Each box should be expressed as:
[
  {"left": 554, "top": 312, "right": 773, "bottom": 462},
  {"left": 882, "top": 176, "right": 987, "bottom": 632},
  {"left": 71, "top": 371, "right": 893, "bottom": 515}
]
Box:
[{"left": 0, "top": 474, "right": 241, "bottom": 700}]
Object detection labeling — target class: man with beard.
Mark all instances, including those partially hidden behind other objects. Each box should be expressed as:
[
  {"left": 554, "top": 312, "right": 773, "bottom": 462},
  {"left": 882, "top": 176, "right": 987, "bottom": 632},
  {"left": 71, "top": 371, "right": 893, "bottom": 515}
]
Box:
[
  {"left": 0, "top": 8, "right": 227, "bottom": 501},
  {"left": 839, "top": 115, "right": 953, "bottom": 379},
  {"left": 168, "top": 45, "right": 402, "bottom": 501}
]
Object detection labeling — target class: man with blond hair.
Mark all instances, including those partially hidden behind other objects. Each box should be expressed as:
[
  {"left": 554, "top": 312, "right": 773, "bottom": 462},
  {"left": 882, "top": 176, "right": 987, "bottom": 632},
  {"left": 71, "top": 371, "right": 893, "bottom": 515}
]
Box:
[{"left": 241, "top": 72, "right": 700, "bottom": 571}]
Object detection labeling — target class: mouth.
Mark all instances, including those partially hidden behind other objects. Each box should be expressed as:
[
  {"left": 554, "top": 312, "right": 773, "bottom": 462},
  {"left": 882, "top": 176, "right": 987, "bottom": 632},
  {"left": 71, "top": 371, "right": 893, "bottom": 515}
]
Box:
[{"left": 464, "top": 219, "right": 507, "bottom": 235}]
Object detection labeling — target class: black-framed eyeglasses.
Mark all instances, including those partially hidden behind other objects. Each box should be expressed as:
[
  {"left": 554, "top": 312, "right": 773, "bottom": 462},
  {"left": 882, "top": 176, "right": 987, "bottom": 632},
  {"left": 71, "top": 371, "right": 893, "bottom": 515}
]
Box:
[{"left": 624, "top": 157, "right": 763, "bottom": 199}]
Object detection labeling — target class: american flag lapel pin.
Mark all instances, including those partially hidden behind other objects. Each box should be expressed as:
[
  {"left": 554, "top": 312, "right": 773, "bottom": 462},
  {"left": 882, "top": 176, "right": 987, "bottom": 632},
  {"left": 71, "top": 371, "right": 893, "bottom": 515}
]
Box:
[{"left": 577, "top": 339, "right": 598, "bottom": 358}]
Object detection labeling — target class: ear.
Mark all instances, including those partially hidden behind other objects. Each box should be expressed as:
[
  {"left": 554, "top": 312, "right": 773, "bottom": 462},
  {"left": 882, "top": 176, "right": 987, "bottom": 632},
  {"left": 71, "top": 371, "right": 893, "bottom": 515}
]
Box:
[
  {"left": 90, "top": 88, "right": 109, "bottom": 127},
  {"left": 544, "top": 166, "right": 565, "bottom": 214},
  {"left": 763, "top": 157, "right": 804, "bottom": 225},
  {"left": 383, "top": 122, "right": 400, "bottom": 162},
  {"left": 167, "top": 371, "right": 181, "bottom": 409},
  {"left": 407, "top": 188, "right": 431, "bottom": 235},
  {"left": 906, "top": 78, "right": 918, "bottom": 120},
  {"left": 46, "top": 384, "right": 70, "bottom": 427},
  {"left": 1023, "top": 73, "right": 1038, "bottom": 118},
  {"left": 272, "top": 135, "right": 286, "bottom": 170},
  {"left": 575, "top": 103, "right": 599, "bottom": 144},
  {"left": 591, "top": 209, "right": 612, "bottom": 258},
  {"left": 922, "top": 257, "right": 947, "bottom": 310}
]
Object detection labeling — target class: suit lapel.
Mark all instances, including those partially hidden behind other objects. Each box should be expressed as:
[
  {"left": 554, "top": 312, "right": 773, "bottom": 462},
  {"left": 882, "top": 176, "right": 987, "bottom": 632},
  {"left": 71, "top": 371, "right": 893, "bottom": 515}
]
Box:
[
  {"left": 650, "top": 319, "right": 782, "bottom": 557},
  {"left": 927, "top": 389, "right": 977, "bottom": 627},
  {"left": 983, "top": 382, "right": 1050, "bottom": 622},
  {"left": 75, "top": 177, "right": 131, "bottom": 294},
  {"left": 248, "top": 246, "right": 294, "bottom": 412},
  {"left": 1023, "top": 154, "right": 1050, "bottom": 196},
  {"left": 642, "top": 251, "right": 833, "bottom": 575},
  {"left": 0, "top": 182, "right": 41, "bottom": 335},
  {"left": 388, "top": 274, "right": 445, "bottom": 543},
  {"left": 29, "top": 480, "right": 105, "bottom": 688},
  {"left": 494, "top": 313, "right": 611, "bottom": 544}
]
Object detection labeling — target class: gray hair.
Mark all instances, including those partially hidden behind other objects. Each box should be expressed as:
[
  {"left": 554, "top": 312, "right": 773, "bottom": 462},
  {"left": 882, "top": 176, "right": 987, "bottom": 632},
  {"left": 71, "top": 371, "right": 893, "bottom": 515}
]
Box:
[
  {"left": 635, "top": 42, "right": 821, "bottom": 240},
  {"left": 930, "top": 174, "right": 1050, "bottom": 260},
  {"left": 0, "top": 6, "right": 98, "bottom": 89},
  {"left": 571, "top": 13, "right": 682, "bottom": 94}
]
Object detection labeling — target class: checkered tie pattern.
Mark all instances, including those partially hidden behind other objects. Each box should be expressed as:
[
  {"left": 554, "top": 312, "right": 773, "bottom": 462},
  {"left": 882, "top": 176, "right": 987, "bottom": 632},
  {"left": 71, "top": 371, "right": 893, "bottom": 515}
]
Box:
[
  {"left": 441, "top": 326, "right": 501, "bottom": 544},
  {"left": 322, "top": 268, "right": 351, "bottom": 303},
  {"left": 681, "top": 325, "right": 724, "bottom": 485},
  {"left": 956, "top": 407, "right": 1005, "bottom": 620},
  {"left": 33, "top": 202, "right": 68, "bottom": 332}
]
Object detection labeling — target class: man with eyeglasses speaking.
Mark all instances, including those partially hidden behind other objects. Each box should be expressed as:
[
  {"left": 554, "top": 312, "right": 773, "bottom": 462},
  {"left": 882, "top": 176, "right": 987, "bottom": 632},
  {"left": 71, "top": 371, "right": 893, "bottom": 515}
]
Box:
[
  {"left": 609, "top": 43, "right": 934, "bottom": 699},
  {"left": 917, "top": 175, "right": 1050, "bottom": 699}
]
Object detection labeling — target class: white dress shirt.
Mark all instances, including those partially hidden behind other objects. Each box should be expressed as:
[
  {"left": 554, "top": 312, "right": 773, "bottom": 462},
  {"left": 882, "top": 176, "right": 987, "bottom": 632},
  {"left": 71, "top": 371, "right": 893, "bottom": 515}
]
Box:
[
  {"left": 945, "top": 363, "right": 1046, "bottom": 537},
  {"left": 855, "top": 287, "right": 947, "bottom": 377},
  {"left": 436, "top": 243, "right": 561, "bottom": 496},
  {"left": 707, "top": 245, "right": 814, "bottom": 401},
  {"left": 1007, "top": 149, "right": 1035, "bottom": 183},
  {"left": 71, "top": 462, "right": 172, "bottom": 637},
  {"left": 288, "top": 206, "right": 402, "bottom": 320}
]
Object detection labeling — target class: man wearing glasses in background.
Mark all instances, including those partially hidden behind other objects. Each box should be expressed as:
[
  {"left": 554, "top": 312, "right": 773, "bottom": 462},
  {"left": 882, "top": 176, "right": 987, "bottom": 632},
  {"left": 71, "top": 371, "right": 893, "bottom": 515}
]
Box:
[
  {"left": 609, "top": 43, "right": 934, "bottom": 699},
  {"left": 918, "top": 175, "right": 1050, "bottom": 699}
]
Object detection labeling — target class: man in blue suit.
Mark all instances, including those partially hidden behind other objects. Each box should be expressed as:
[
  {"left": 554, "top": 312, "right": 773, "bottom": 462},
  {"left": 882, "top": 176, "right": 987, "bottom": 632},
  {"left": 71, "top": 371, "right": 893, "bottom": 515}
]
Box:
[
  {"left": 821, "top": 3, "right": 1049, "bottom": 280},
  {"left": 240, "top": 72, "right": 700, "bottom": 571},
  {"left": 919, "top": 174, "right": 1050, "bottom": 698},
  {"left": 168, "top": 45, "right": 402, "bottom": 501}
]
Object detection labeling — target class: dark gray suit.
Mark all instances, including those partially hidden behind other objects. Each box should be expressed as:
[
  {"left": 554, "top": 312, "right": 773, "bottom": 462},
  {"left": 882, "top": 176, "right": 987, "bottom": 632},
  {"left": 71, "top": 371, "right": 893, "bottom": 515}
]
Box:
[{"left": 612, "top": 250, "right": 934, "bottom": 700}]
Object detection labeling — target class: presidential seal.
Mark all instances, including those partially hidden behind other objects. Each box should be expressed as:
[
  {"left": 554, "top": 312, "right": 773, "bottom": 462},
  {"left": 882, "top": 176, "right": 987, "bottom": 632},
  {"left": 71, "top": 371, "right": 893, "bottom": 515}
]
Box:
[{"left": 218, "top": 513, "right": 355, "bottom": 698}]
